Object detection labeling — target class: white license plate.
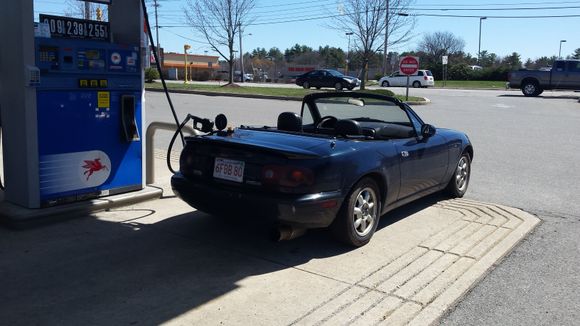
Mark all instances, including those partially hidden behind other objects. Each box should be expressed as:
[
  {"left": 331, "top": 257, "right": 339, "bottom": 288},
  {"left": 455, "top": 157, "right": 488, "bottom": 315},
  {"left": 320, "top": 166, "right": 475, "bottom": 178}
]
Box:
[{"left": 213, "top": 158, "right": 245, "bottom": 183}]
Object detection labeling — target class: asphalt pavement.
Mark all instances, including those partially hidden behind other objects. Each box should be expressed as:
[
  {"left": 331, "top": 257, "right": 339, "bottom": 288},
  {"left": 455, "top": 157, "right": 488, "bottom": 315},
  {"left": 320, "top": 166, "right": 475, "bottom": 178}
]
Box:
[{"left": 145, "top": 87, "right": 580, "bottom": 325}]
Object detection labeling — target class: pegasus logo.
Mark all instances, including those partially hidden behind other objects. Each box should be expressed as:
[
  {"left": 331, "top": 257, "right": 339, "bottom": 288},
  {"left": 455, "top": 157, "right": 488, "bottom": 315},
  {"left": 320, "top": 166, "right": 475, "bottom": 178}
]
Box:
[{"left": 82, "top": 158, "right": 109, "bottom": 181}]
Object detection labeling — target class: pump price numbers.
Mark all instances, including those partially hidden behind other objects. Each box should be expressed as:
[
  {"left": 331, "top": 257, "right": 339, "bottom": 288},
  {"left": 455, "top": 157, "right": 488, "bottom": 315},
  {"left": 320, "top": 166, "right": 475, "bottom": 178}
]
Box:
[{"left": 39, "top": 15, "right": 110, "bottom": 41}]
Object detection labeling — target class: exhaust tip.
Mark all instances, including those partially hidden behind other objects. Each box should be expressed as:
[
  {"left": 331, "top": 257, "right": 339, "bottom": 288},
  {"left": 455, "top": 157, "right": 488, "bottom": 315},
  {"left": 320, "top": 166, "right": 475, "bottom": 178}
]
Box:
[{"left": 271, "top": 225, "right": 307, "bottom": 241}]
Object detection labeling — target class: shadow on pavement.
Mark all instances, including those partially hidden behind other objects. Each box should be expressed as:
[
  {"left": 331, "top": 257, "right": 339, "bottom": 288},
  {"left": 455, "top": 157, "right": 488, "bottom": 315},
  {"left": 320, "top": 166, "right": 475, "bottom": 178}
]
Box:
[
  {"left": 0, "top": 192, "right": 449, "bottom": 325},
  {"left": 498, "top": 94, "right": 580, "bottom": 100}
]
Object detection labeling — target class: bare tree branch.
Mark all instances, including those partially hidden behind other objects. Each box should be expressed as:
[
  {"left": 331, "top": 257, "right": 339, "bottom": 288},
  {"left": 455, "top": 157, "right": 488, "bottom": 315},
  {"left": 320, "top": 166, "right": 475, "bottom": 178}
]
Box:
[
  {"left": 185, "top": 0, "right": 255, "bottom": 84},
  {"left": 418, "top": 31, "right": 465, "bottom": 63},
  {"left": 329, "top": 0, "right": 415, "bottom": 89}
]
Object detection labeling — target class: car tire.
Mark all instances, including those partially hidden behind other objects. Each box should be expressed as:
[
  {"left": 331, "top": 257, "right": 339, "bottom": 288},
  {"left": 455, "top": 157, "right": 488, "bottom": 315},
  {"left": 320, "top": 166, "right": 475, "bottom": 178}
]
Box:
[
  {"left": 521, "top": 80, "right": 541, "bottom": 97},
  {"left": 335, "top": 82, "right": 343, "bottom": 91},
  {"left": 316, "top": 87, "right": 321, "bottom": 90},
  {"left": 412, "top": 81, "right": 421, "bottom": 88},
  {"left": 446, "top": 152, "right": 471, "bottom": 198},
  {"left": 332, "top": 177, "right": 381, "bottom": 247},
  {"left": 303, "top": 81, "right": 310, "bottom": 89},
  {"left": 381, "top": 81, "right": 390, "bottom": 87},
  {"left": 347, "top": 86, "right": 354, "bottom": 90}
]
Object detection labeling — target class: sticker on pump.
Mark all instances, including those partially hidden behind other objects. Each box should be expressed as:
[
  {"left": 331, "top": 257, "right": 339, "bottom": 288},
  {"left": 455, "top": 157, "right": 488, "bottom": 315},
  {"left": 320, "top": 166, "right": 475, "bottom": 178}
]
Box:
[
  {"left": 38, "top": 150, "right": 111, "bottom": 196},
  {"left": 98, "top": 91, "right": 110, "bottom": 108},
  {"left": 111, "top": 52, "right": 121, "bottom": 65}
]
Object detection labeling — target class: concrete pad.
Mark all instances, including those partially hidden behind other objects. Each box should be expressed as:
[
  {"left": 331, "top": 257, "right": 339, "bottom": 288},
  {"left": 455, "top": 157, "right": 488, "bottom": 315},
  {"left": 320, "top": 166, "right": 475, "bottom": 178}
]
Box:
[{"left": 0, "top": 155, "right": 540, "bottom": 325}]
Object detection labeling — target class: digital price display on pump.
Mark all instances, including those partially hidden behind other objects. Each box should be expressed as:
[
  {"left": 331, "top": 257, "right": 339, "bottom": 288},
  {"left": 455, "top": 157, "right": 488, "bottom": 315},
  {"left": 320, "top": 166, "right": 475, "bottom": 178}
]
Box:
[{"left": 39, "top": 14, "right": 110, "bottom": 41}]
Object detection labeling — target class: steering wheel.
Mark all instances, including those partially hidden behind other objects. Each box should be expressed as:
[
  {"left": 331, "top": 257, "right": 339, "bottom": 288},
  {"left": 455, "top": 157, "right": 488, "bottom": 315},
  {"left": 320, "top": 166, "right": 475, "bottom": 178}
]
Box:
[{"left": 316, "top": 116, "right": 338, "bottom": 130}]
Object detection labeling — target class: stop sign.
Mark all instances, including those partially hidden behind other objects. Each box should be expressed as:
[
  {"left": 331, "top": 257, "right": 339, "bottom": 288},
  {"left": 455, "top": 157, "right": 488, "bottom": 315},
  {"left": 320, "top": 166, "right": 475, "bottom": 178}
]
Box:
[{"left": 399, "top": 56, "right": 419, "bottom": 75}]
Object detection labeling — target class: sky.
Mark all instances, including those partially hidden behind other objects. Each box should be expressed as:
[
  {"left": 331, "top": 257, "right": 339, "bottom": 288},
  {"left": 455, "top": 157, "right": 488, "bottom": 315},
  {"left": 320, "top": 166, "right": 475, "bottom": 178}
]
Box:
[{"left": 33, "top": 0, "right": 580, "bottom": 61}]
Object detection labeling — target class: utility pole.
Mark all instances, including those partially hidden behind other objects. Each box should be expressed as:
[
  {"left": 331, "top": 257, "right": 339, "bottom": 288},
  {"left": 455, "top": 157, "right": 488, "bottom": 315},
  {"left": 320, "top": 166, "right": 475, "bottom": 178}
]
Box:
[
  {"left": 84, "top": 2, "right": 91, "bottom": 20},
  {"left": 382, "top": 0, "right": 389, "bottom": 76},
  {"left": 153, "top": 0, "right": 161, "bottom": 56},
  {"left": 239, "top": 23, "right": 245, "bottom": 83}
]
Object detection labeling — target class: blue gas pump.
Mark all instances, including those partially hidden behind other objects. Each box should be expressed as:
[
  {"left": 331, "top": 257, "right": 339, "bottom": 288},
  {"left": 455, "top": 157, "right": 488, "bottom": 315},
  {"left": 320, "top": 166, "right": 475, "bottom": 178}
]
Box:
[{"left": 34, "top": 28, "right": 143, "bottom": 207}]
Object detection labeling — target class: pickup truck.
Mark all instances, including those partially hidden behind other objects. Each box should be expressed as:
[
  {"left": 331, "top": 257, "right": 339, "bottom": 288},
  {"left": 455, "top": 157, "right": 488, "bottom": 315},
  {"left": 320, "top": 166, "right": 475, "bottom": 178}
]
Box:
[{"left": 508, "top": 59, "right": 580, "bottom": 96}]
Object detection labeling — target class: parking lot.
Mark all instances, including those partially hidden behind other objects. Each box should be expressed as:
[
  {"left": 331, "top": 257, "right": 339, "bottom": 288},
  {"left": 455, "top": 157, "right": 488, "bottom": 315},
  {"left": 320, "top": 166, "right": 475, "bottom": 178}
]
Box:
[{"left": 1, "top": 88, "right": 579, "bottom": 325}]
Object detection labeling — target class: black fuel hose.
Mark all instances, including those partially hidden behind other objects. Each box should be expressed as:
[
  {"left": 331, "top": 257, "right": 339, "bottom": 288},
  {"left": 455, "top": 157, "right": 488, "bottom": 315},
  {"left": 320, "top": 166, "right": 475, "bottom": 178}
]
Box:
[
  {"left": 0, "top": 115, "right": 4, "bottom": 190},
  {"left": 140, "top": 0, "right": 185, "bottom": 151}
]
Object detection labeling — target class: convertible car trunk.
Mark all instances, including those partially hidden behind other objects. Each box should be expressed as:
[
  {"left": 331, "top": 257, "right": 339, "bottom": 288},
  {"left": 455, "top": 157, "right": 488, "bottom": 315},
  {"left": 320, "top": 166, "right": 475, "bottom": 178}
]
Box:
[{"left": 178, "top": 129, "right": 331, "bottom": 190}]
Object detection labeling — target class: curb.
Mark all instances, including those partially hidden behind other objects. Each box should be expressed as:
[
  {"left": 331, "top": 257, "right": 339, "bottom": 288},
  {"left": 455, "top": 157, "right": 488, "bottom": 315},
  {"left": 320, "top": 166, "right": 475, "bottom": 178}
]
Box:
[{"left": 145, "top": 87, "right": 431, "bottom": 105}]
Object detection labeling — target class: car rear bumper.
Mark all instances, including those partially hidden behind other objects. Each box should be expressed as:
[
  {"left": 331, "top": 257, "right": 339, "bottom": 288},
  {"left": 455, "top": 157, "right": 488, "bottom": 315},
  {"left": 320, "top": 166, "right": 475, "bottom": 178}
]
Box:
[{"left": 171, "top": 173, "right": 344, "bottom": 228}]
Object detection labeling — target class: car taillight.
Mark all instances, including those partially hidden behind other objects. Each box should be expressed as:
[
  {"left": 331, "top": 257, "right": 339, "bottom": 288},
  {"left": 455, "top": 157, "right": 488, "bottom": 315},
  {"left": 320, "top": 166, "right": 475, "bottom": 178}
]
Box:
[
  {"left": 262, "top": 165, "right": 314, "bottom": 187},
  {"left": 424, "top": 76, "right": 428, "bottom": 80}
]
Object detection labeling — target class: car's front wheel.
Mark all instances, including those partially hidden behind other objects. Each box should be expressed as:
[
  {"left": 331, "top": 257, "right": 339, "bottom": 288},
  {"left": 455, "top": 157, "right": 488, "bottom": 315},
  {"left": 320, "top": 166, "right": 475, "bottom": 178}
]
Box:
[
  {"left": 446, "top": 152, "right": 471, "bottom": 198},
  {"left": 303, "top": 81, "right": 310, "bottom": 89},
  {"left": 332, "top": 177, "right": 381, "bottom": 247},
  {"left": 381, "top": 81, "right": 390, "bottom": 87},
  {"left": 335, "top": 82, "right": 343, "bottom": 91}
]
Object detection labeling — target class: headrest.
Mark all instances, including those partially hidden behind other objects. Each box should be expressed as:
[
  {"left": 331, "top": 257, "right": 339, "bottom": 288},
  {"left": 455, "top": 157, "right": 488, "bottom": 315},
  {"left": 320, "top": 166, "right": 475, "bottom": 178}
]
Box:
[
  {"left": 335, "top": 119, "right": 362, "bottom": 137},
  {"left": 277, "top": 112, "right": 302, "bottom": 132}
]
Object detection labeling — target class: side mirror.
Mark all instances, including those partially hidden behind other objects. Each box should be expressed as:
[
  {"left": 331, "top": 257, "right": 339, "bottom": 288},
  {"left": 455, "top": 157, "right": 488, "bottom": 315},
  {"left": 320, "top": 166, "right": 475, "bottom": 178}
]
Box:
[{"left": 421, "top": 124, "right": 436, "bottom": 138}]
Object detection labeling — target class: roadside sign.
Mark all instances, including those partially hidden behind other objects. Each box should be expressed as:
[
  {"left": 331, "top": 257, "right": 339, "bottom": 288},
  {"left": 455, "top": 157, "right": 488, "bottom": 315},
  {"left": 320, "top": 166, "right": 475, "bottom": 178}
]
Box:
[
  {"left": 399, "top": 56, "right": 419, "bottom": 75},
  {"left": 442, "top": 55, "right": 448, "bottom": 65}
]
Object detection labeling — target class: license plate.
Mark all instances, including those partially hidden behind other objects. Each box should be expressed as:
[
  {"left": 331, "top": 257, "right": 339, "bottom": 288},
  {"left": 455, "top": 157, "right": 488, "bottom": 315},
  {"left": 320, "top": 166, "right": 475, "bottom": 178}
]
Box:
[{"left": 213, "top": 158, "right": 245, "bottom": 183}]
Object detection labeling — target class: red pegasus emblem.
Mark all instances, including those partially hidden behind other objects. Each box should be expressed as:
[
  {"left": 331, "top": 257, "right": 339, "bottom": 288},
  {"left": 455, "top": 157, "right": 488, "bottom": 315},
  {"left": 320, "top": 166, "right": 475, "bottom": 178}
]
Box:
[{"left": 82, "top": 158, "right": 109, "bottom": 180}]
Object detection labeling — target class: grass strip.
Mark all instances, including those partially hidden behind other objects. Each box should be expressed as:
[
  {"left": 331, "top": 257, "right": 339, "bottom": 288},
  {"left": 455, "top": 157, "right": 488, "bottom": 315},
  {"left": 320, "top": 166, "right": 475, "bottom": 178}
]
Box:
[{"left": 145, "top": 82, "right": 425, "bottom": 102}]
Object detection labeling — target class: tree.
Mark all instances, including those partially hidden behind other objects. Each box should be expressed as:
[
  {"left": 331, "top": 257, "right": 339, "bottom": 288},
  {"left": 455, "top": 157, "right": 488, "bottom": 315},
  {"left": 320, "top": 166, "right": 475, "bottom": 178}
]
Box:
[
  {"left": 319, "top": 46, "right": 346, "bottom": 69},
  {"left": 185, "top": 0, "right": 255, "bottom": 84},
  {"left": 64, "top": 0, "right": 107, "bottom": 20},
  {"left": 502, "top": 52, "right": 522, "bottom": 70},
  {"left": 267, "top": 47, "right": 284, "bottom": 61},
  {"left": 331, "top": 0, "right": 415, "bottom": 89},
  {"left": 572, "top": 48, "right": 580, "bottom": 59},
  {"left": 417, "top": 31, "right": 465, "bottom": 65}
]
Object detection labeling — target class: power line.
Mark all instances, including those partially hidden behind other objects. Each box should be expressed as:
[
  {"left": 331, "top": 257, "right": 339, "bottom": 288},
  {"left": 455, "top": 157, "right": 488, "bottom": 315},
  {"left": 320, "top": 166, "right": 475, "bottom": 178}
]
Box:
[{"left": 411, "top": 13, "right": 580, "bottom": 18}]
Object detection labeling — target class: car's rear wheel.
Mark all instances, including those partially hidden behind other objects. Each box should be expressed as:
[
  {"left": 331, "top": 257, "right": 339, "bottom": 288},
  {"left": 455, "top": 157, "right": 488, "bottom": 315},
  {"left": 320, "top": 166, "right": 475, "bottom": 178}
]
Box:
[
  {"left": 413, "top": 81, "right": 421, "bottom": 88},
  {"left": 332, "top": 177, "right": 381, "bottom": 247},
  {"left": 446, "top": 152, "right": 471, "bottom": 198},
  {"left": 335, "top": 82, "right": 343, "bottom": 91},
  {"left": 316, "top": 87, "right": 321, "bottom": 90},
  {"left": 522, "top": 80, "right": 541, "bottom": 97},
  {"left": 303, "top": 81, "right": 310, "bottom": 89},
  {"left": 381, "top": 81, "right": 390, "bottom": 87}
]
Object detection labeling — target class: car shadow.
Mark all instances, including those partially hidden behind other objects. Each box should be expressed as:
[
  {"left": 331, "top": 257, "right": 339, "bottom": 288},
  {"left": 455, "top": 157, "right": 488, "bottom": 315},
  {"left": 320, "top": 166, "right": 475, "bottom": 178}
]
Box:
[
  {"left": 0, "top": 192, "right": 450, "bottom": 325},
  {"left": 498, "top": 94, "right": 580, "bottom": 100}
]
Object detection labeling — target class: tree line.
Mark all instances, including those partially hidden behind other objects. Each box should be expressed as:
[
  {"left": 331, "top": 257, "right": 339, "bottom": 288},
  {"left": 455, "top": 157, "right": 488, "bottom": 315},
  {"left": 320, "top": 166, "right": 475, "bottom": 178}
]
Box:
[{"left": 244, "top": 33, "right": 580, "bottom": 82}]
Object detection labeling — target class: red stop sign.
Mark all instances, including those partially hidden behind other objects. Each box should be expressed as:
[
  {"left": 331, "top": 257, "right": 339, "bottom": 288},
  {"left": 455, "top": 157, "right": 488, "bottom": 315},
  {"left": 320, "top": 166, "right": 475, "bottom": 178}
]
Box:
[{"left": 399, "top": 56, "right": 419, "bottom": 75}]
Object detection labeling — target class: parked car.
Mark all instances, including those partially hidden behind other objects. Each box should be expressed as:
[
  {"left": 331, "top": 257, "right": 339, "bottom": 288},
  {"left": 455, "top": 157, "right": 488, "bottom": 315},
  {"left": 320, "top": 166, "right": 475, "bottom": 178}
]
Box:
[
  {"left": 234, "top": 71, "right": 253, "bottom": 82},
  {"left": 171, "top": 92, "right": 473, "bottom": 247},
  {"left": 296, "top": 69, "right": 360, "bottom": 90},
  {"left": 379, "top": 70, "right": 435, "bottom": 88},
  {"left": 508, "top": 59, "right": 580, "bottom": 96}
]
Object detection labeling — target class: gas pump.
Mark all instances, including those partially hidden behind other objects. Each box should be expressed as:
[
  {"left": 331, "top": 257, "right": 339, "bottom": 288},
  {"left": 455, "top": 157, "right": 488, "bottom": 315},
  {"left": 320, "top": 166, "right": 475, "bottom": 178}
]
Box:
[
  {"left": 0, "top": 0, "right": 151, "bottom": 210},
  {"left": 34, "top": 35, "right": 143, "bottom": 206}
]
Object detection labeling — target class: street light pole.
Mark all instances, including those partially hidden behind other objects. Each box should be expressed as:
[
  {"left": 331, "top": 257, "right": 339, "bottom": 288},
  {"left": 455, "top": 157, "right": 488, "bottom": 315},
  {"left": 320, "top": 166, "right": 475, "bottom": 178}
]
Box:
[
  {"left": 345, "top": 32, "right": 353, "bottom": 76},
  {"left": 478, "top": 17, "right": 487, "bottom": 64},
  {"left": 559, "top": 40, "right": 567, "bottom": 58},
  {"left": 183, "top": 44, "right": 190, "bottom": 84},
  {"left": 238, "top": 23, "right": 245, "bottom": 83},
  {"left": 383, "top": 0, "right": 389, "bottom": 76}
]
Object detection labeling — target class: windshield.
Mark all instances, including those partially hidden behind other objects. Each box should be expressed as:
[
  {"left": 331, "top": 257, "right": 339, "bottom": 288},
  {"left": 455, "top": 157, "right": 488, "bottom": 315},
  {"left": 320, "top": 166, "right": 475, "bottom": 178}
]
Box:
[
  {"left": 313, "top": 97, "right": 410, "bottom": 125},
  {"left": 425, "top": 70, "right": 433, "bottom": 76},
  {"left": 327, "top": 70, "right": 344, "bottom": 77}
]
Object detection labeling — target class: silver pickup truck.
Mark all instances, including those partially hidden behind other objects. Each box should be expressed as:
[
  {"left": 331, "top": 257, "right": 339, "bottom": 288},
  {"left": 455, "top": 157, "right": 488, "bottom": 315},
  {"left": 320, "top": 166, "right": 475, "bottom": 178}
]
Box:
[{"left": 508, "top": 59, "right": 580, "bottom": 96}]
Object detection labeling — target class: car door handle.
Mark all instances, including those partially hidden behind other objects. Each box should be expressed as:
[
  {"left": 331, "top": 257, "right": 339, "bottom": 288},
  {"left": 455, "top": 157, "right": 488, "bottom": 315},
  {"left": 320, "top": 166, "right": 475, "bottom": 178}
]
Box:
[{"left": 401, "top": 151, "right": 409, "bottom": 157}]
